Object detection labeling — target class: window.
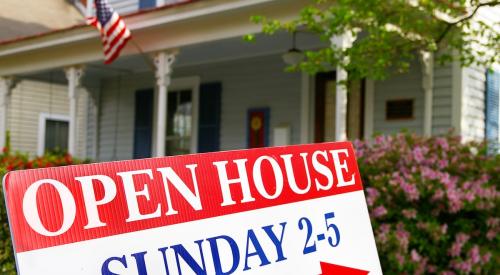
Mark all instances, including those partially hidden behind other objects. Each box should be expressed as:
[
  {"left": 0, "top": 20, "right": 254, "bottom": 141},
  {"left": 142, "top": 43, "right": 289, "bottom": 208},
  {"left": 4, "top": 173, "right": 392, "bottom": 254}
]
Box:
[
  {"left": 139, "top": 0, "right": 156, "bottom": 9},
  {"left": 386, "top": 99, "right": 414, "bottom": 120},
  {"left": 38, "top": 114, "right": 70, "bottom": 155},
  {"left": 166, "top": 90, "right": 192, "bottom": 155},
  {"left": 314, "top": 72, "right": 364, "bottom": 141}
]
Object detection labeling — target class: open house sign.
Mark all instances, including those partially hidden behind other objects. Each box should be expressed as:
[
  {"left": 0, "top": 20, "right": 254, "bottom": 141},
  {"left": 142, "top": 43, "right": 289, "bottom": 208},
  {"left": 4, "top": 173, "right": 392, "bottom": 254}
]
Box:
[{"left": 3, "top": 142, "right": 382, "bottom": 275}]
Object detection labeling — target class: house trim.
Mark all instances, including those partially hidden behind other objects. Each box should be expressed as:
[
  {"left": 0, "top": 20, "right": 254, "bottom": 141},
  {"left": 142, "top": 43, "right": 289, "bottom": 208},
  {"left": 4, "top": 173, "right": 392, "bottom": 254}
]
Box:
[{"left": 37, "top": 113, "right": 71, "bottom": 156}]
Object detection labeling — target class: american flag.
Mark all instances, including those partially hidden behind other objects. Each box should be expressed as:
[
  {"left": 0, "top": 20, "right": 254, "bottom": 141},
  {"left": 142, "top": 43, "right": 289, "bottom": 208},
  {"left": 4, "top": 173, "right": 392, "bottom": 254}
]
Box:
[{"left": 87, "top": 0, "right": 131, "bottom": 64}]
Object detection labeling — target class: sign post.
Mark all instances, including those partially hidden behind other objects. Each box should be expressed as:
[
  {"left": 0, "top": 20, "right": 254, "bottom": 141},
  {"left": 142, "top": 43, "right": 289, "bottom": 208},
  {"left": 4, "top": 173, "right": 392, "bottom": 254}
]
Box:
[{"left": 3, "top": 142, "right": 382, "bottom": 274}]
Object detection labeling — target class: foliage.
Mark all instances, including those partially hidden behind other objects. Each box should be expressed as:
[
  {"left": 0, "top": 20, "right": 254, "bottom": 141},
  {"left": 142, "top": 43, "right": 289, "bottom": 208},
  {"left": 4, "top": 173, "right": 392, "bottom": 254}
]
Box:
[
  {"left": 354, "top": 133, "right": 499, "bottom": 274},
  {"left": 0, "top": 147, "right": 82, "bottom": 274},
  {"left": 246, "top": 0, "right": 500, "bottom": 80}
]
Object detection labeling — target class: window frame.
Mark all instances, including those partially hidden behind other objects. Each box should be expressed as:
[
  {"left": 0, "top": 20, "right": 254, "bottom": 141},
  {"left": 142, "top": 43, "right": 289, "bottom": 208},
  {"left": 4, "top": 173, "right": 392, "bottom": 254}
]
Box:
[{"left": 37, "top": 113, "right": 70, "bottom": 156}]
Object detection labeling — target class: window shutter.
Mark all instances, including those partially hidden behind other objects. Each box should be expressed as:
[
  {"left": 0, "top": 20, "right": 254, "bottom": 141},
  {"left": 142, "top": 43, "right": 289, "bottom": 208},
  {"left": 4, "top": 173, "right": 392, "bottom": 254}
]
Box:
[
  {"left": 139, "top": 0, "right": 156, "bottom": 9},
  {"left": 198, "top": 82, "right": 222, "bottom": 153},
  {"left": 133, "top": 89, "right": 154, "bottom": 159},
  {"left": 485, "top": 70, "right": 500, "bottom": 153}
]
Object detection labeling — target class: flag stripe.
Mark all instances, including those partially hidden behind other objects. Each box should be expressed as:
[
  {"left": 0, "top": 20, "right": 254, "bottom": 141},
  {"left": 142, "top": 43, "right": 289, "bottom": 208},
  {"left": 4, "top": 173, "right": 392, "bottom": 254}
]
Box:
[
  {"left": 105, "top": 14, "right": 120, "bottom": 35},
  {"left": 87, "top": 0, "right": 131, "bottom": 64},
  {"left": 104, "top": 21, "right": 127, "bottom": 51},
  {"left": 105, "top": 27, "right": 128, "bottom": 55},
  {"left": 105, "top": 35, "right": 131, "bottom": 64}
]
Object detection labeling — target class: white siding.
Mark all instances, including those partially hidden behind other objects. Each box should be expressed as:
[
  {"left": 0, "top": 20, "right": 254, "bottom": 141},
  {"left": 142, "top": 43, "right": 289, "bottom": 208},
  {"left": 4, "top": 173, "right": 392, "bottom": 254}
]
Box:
[
  {"left": 462, "top": 66, "right": 486, "bottom": 141},
  {"left": 86, "top": 88, "right": 100, "bottom": 159},
  {"left": 109, "top": 0, "right": 139, "bottom": 15},
  {"left": 7, "top": 80, "right": 88, "bottom": 158},
  {"left": 432, "top": 61, "right": 453, "bottom": 134},
  {"left": 97, "top": 54, "right": 301, "bottom": 161},
  {"left": 373, "top": 60, "right": 424, "bottom": 135},
  {"left": 458, "top": 6, "right": 500, "bottom": 141},
  {"left": 108, "top": 0, "right": 186, "bottom": 14},
  {"left": 98, "top": 74, "right": 154, "bottom": 161}
]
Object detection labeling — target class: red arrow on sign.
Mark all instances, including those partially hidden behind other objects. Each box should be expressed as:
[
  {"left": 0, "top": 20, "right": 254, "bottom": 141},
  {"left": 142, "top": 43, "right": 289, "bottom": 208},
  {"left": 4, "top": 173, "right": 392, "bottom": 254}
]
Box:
[{"left": 319, "top": 262, "right": 369, "bottom": 275}]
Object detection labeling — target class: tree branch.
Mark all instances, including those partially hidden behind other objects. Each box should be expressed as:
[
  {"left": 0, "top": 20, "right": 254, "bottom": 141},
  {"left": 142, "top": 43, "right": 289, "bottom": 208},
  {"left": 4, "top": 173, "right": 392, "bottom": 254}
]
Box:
[{"left": 436, "top": 1, "right": 499, "bottom": 44}]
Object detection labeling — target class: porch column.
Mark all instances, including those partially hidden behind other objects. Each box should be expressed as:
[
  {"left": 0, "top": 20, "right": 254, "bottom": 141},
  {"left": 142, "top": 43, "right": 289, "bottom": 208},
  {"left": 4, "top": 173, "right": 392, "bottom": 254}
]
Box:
[
  {"left": 363, "top": 79, "right": 375, "bottom": 140},
  {"left": 0, "top": 77, "right": 15, "bottom": 149},
  {"left": 420, "top": 51, "right": 434, "bottom": 137},
  {"left": 154, "top": 51, "right": 177, "bottom": 157},
  {"left": 335, "top": 68, "right": 348, "bottom": 141},
  {"left": 64, "top": 66, "right": 85, "bottom": 156},
  {"left": 331, "top": 33, "right": 356, "bottom": 141}
]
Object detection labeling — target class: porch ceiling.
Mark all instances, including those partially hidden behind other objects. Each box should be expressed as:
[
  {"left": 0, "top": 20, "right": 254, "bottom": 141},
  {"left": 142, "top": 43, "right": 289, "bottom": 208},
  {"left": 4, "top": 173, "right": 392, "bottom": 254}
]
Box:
[
  {"left": 0, "top": 0, "right": 313, "bottom": 76},
  {"left": 19, "top": 31, "right": 327, "bottom": 86}
]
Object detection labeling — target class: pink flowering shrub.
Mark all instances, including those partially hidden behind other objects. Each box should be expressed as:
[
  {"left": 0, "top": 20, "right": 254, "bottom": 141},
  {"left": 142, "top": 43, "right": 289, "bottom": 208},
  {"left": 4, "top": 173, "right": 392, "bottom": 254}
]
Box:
[{"left": 354, "top": 134, "right": 499, "bottom": 274}]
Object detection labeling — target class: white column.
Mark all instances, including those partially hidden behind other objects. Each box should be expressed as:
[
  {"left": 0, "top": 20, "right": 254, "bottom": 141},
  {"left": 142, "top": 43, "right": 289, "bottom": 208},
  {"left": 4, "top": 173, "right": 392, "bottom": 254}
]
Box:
[
  {"left": 420, "top": 51, "right": 434, "bottom": 137},
  {"left": 335, "top": 68, "right": 348, "bottom": 141},
  {"left": 64, "top": 66, "right": 85, "bottom": 156},
  {"left": 363, "top": 79, "right": 375, "bottom": 140},
  {"left": 451, "top": 57, "right": 463, "bottom": 135},
  {"left": 331, "top": 33, "right": 356, "bottom": 141},
  {"left": 300, "top": 72, "right": 311, "bottom": 144},
  {"left": 154, "top": 51, "right": 176, "bottom": 157},
  {"left": 0, "top": 77, "right": 15, "bottom": 149}
]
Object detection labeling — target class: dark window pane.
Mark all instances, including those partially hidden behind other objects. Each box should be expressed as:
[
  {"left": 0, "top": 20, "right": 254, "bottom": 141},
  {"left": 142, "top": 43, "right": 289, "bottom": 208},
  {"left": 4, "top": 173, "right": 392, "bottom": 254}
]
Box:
[
  {"left": 386, "top": 99, "right": 414, "bottom": 120},
  {"left": 180, "top": 90, "right": 191, "bottom": 104},
  {"left": 44, "top": 119, "right": 69, "bottom": 153},
  {"left": 167, "top": 92, "right": 177, "bottom": 136}
]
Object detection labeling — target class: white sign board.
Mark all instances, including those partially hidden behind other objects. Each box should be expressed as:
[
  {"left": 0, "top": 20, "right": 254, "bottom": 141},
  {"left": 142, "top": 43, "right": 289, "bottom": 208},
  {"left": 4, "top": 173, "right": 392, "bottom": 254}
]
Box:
[{"left": 4, "top": 142, "right": 382, "bottom": 274}]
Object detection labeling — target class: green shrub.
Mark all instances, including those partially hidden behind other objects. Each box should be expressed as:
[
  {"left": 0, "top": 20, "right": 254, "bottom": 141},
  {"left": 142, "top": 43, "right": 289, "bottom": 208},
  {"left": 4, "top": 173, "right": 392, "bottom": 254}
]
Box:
[
  {"left": 0, "top": 147, "right": 81, "bottom": 274},
  {"left": 354, "top": 134, "right": 499, "bottom": 274}
]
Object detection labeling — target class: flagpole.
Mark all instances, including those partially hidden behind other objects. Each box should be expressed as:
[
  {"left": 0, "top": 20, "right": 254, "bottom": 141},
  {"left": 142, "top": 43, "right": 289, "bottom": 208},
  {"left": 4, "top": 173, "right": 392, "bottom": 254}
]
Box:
[{"left": 130, "top": 40, "right": 157, "bottom": 71}]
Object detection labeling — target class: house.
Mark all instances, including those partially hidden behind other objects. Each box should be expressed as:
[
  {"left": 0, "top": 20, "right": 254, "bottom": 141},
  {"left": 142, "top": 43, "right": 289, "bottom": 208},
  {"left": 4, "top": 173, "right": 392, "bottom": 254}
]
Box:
[
  {"left": 0, "top": 0, "right": 498, "bottom": 161},
  {"left": 0, "top": 0, "right": 87, "bottom": 156}
]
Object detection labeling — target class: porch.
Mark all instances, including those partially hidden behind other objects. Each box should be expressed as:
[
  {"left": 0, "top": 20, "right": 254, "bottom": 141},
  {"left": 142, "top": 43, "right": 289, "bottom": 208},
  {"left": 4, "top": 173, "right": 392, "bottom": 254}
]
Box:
[
  {"left": 0, "top": 32, "right": 434, "bottom": 162},
  {"left": 0, "top": 0, "right": 439, "bottom": 161}
]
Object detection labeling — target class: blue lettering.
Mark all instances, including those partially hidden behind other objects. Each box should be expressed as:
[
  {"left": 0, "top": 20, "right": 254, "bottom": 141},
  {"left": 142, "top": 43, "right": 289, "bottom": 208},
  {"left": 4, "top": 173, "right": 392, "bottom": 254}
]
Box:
[
  {"left": 158, "top": 246, "right": 171, "bottom": 275},
  {"left": 262, "top": 222, "right": 287, "bottom": 262},
  {"left": 101, "top": 255, "right": 128, "bottom": 275},
  {"left": 207, "top": 235, "right": 240, "bottom": 275},
  {"left": 243, "top": 229, "right": 271, "bottom": 271},
  {"left": 131, "top": 251, "right": 148, "bottom": 275},
  {"left": 171, "top": 239, "right": 207, "bottom": 275}
]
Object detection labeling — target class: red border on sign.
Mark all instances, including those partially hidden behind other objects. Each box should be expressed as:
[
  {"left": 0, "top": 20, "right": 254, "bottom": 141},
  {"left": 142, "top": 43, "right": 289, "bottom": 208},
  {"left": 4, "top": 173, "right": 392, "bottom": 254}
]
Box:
[{"left": 3, "top": 142, "right": 363, "bottom": 253}]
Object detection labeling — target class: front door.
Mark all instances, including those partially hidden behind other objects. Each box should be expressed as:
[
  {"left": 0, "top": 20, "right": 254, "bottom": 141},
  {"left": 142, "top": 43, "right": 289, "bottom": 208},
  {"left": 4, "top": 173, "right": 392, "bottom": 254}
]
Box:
[
  {"left": 314, "top": 72, "right": 364, "bottom": 142},
  {"left": 133, "top": 82, "right": 222, "bottom": 158},
  {"left": 166, "top": 89, "right": 193, "bottom": 156}
]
